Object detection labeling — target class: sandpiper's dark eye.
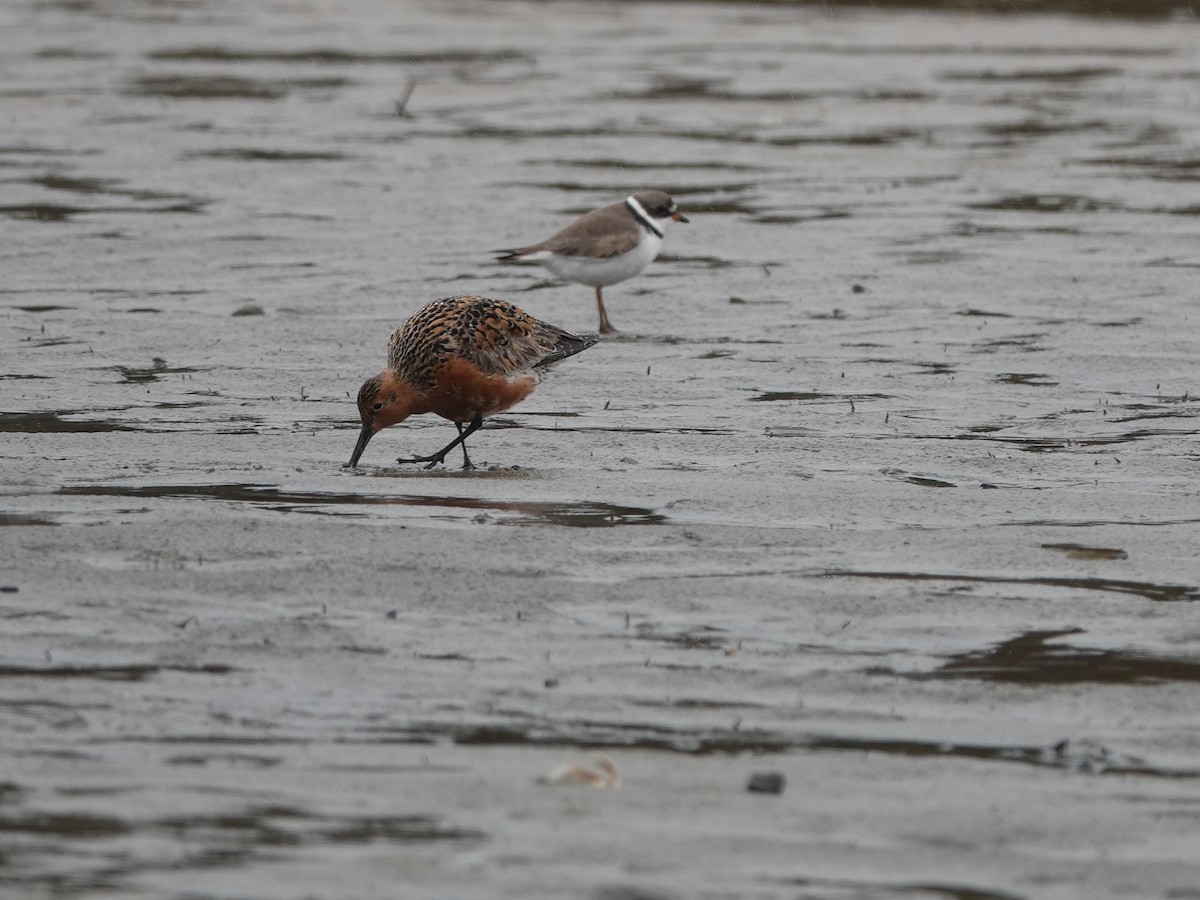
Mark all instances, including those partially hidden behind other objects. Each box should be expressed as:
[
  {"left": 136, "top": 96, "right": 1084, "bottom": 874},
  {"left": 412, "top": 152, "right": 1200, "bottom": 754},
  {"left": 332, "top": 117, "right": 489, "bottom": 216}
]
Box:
[{"left": 372, "top": 402, "right": 383, "bottom": 411}]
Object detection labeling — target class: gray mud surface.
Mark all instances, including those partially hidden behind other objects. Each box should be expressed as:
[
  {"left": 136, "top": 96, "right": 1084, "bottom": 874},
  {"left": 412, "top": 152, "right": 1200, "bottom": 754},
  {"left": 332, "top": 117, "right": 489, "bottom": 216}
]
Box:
[{"left": 3, "top": 2, "right": 1200, "bottom": 898}]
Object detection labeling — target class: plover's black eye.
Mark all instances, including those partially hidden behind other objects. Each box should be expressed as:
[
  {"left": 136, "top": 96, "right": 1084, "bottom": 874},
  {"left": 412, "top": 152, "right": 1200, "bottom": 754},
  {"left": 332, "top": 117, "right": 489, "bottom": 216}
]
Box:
[{"left": 372, "top": 402, "right": 383, "bottom": 411}]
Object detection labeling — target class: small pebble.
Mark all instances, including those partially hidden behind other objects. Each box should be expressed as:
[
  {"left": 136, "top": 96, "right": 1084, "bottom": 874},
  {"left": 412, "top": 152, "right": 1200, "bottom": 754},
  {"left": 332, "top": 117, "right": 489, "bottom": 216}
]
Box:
[{"left": 746, "top": 771, "right": 786, "bottom": 795}]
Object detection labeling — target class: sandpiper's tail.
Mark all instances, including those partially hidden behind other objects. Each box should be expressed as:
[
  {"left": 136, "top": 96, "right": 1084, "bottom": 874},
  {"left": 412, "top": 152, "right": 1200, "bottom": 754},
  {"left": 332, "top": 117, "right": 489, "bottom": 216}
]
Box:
[{"left": 534, "top": 330, "right": 601, "bottom": 369}]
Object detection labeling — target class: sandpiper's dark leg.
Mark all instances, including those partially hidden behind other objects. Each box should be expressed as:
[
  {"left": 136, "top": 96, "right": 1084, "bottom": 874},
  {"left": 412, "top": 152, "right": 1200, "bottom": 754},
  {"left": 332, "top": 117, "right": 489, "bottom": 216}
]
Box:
[
  {"left": 596, "top": 287, "right": 616, "bottom": 335},
  {"left": 397, "top": 412, "right": 483, "bottom": 470},
  {"left": 455, "top": 422, "right": 475, "bottom": 470}
]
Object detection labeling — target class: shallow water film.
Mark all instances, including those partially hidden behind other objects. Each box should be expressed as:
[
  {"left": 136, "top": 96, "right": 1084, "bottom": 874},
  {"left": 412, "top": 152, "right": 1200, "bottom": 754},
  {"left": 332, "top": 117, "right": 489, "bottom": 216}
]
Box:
[{"left": 3, "top": 1, "right": 1200, "bottom": 898}]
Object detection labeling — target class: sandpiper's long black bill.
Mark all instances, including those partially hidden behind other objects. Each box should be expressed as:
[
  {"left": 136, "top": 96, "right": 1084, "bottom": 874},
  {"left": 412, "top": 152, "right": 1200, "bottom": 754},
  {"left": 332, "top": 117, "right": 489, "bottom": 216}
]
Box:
[{"left": 346, "top": 423, "right": 374, "bottom": 468}]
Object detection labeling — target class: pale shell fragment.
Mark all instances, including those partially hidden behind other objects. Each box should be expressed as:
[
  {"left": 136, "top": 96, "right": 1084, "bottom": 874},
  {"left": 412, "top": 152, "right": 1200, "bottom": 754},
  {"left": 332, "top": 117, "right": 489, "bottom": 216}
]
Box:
[{"left": 539, "top": 753, "right": 621, "bottom": 789}]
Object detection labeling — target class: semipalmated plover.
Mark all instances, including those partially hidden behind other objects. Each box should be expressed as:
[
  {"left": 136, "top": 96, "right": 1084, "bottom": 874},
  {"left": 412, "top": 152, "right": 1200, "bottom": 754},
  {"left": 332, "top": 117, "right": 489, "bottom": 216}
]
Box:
[{"left": 495, "top": 190, "right": 688, "bottom": 334}]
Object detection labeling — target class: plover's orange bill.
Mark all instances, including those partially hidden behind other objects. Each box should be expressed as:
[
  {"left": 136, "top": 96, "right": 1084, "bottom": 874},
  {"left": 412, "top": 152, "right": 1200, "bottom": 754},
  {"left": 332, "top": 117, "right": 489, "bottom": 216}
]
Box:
[
  {"left": 346, "top": 295, "right": 600, "bottom": 470},
  {"left": 495, "top": 190, "right": 688, "bottom": 335}
]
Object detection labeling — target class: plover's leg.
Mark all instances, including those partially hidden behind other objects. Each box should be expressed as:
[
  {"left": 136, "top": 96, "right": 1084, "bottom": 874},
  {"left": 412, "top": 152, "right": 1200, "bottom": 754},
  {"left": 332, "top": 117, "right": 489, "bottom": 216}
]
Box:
[{"left": 596, "top": 287, "right": 617, "bottom": 335}]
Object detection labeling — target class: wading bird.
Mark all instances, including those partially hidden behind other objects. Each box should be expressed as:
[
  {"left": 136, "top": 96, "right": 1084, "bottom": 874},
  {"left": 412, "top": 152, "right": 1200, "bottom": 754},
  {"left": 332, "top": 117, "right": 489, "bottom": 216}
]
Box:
[
  {"left": 347, "top": 295, "right": 599, "bottom": 470},
  {"left": 495, "top": 190, "right": 688, "bottom": 334}
]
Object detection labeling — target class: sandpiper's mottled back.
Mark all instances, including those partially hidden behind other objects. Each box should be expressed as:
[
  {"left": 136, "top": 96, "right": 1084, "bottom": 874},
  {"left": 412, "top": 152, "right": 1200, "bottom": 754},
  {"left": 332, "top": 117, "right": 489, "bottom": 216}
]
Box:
[{"left": 347, "top": 295, "right": 599, "bottom": 470}]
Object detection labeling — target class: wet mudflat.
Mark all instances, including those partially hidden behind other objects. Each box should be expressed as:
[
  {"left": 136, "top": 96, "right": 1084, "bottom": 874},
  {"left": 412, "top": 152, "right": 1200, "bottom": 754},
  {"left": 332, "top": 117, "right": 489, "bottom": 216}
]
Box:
[{"left": 3, "top": 0, "right": 1200, "bottom": 897}]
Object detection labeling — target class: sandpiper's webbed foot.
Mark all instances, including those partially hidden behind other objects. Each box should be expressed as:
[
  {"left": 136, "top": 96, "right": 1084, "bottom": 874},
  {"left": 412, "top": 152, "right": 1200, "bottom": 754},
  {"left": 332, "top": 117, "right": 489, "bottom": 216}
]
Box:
[
  {"left": 396, "top": 452, "right": 445, "bottom": 469},
  {"left": 395, "top": 451, "right": 475, "bottom": 470},
  {"left": 397, "top": 415, "right": 482, "bottom": 470}
]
